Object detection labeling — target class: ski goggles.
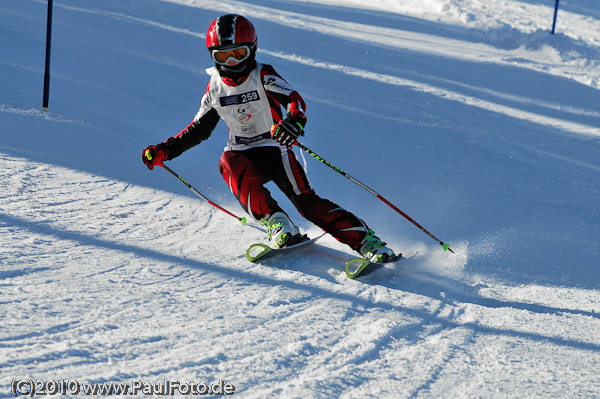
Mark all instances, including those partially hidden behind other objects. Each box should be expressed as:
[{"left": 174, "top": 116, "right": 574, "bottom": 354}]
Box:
[{"left": 211, "top": 45, "right": 251, "bottom": 66}]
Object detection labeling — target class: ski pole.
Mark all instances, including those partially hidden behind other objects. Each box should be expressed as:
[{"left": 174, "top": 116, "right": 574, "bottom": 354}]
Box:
[
  {"left": 161, "top": 164, "right": 247, "bottom": 225},
  {"left": 296, "top": 142, "right": 454, "bottom": 253}
]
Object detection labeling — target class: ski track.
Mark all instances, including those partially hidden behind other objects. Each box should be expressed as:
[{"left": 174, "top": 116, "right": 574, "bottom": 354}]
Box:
[{"left": 2, "top": 152, "right": 599, "bottom": 396}]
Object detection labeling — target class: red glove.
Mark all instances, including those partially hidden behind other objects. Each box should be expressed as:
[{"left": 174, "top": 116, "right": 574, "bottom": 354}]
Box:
[
  {"left": 271, "top": 109, "right": 306, "bottom": 147},
  {"left": 142, "top": 145, "right": 167, "bottom": 170}
]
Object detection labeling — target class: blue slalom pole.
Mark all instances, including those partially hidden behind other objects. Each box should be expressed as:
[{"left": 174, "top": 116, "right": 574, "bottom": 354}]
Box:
[
  {"left": 43, "top": 0, "right": 53, "bottom": 111},
  {"left": 551, "top": 0, "right": 560, "bottom": 34}
]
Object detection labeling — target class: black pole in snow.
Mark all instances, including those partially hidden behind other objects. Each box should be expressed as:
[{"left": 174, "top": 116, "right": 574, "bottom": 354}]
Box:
[
  {"left": 43, "top": 0, "right": 53, "bottom": 111},
  {"left": 551, "top": 0, "right": 560, "bottom": 34}
]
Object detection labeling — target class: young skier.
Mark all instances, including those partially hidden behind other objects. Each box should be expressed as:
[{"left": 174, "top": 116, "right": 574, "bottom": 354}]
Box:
[{"left": 142, "top": 14, "right": 397, "bottom": 263}]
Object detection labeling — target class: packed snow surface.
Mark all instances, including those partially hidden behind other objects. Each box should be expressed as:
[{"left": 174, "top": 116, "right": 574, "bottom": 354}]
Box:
[{"left": 1, "top": 0, "right": 599, "bottom": 398}]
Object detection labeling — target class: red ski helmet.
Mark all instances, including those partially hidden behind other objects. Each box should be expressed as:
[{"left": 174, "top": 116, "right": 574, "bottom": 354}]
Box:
[
  {"left": 206, "top": 14, "right": 257, "bottom": 50},
  {"left": 206, "top": 14, "right": 258, "bottom": 78}
]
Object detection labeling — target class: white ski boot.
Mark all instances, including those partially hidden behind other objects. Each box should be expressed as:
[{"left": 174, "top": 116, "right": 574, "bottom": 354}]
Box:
[
  {"left": 358, "top": 229, "right": 395, "bottom": 263},
  {"left": 263, "top": 212, "right": 301, "bottom": 248}
]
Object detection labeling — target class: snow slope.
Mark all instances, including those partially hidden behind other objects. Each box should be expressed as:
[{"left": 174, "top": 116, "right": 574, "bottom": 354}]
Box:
[{"left": 1, "top": 0, "right": 599, "bottom": 397}]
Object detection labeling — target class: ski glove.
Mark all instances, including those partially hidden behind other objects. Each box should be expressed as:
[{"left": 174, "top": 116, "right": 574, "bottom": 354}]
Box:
[
  {"left": 271, "top": 109, "right": 306, "bottom": 148},
  {"left": 142, "top": 145, "right": 168, "bottom": 170}
]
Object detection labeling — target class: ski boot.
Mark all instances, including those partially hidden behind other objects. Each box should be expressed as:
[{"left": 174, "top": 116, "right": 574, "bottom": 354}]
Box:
[
  {"left": 262, "top": 212, "right": 302, "bottom": 248},
  {"left": 358, "top": 229, "right": 396, "bottom": 263}
]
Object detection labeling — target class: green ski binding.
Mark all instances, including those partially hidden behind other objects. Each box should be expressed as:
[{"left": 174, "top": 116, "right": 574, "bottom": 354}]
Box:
[{"left": 246, "top": 233, "right": 326, "bottom": 263}]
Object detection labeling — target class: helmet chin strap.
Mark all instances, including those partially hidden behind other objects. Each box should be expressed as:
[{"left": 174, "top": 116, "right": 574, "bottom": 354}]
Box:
[{"left": 217, "top": 59, "right": 256, "bottom": 79}]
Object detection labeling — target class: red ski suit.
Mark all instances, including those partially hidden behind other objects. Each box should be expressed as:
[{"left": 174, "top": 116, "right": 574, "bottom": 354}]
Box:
[{"left": 160, "top": 63, "right": 369, "bottom": 251}]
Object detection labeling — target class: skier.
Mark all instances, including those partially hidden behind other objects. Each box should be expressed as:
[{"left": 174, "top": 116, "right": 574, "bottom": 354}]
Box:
[{"left": 142, "top": 14, "right": 396, "bottom": 263}]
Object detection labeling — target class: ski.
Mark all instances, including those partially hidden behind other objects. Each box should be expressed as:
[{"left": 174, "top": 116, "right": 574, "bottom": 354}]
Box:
[
  {"left": 345, "top": 251, "right": 419, "bottom": 279},
  {"left": 246, "top": 233, "right": 325, "bottom": 262}
]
